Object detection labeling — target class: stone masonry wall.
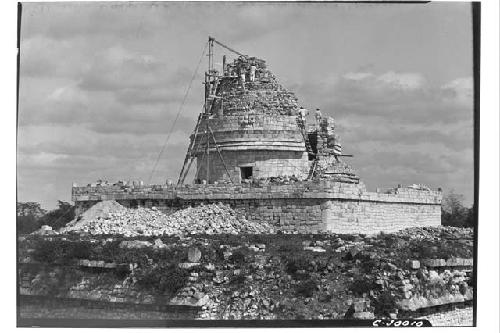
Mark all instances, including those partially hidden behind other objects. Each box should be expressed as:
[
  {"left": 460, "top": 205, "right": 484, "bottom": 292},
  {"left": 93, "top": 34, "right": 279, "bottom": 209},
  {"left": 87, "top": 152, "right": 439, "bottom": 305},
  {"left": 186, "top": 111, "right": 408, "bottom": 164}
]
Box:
[
  {"left": 72, "top": 181, "right": 442, "bottom": 234},
  {"left": 195, "top": 150, "right": 310, "bottom": 183},
  {"left": 191, "top": 115, "right": 309, "bottom": 183},
  {"left": 323, "top": 200, "right": 442, "bottom": 234}
]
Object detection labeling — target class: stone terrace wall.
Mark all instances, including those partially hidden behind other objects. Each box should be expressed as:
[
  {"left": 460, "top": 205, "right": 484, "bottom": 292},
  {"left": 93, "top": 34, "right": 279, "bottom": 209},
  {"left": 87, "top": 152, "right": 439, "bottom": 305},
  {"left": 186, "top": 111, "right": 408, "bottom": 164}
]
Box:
[{"left": 72, "top": 181, "right": 442, "bottom": 234}]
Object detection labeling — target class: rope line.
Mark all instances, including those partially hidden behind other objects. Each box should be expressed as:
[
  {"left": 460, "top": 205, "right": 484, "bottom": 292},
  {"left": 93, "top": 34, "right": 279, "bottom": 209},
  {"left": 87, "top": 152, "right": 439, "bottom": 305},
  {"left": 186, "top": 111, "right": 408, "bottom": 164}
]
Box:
[{"left": 148, "top": 41, "right": 208, "bottom": 184}]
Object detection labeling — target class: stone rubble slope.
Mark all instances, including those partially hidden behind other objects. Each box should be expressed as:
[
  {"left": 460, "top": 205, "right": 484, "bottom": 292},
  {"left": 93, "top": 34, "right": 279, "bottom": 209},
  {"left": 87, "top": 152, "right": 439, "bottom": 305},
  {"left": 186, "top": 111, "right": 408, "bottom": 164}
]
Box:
[{"left": 60, "top": 200, "right": 273, "bottom": 236}]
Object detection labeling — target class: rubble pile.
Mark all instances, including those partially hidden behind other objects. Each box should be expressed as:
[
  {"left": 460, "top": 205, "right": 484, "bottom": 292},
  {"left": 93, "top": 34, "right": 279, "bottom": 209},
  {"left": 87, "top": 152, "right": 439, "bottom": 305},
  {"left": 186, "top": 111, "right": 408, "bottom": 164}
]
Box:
[
  {"left": 20, "top": 227, "right": 474, "bottom": 322},
  {"left": 395, "top": 226, "right": 473, "bottom": 241},
  {"left": 60, "top": 201, "right": 272, "bottom": 236}
]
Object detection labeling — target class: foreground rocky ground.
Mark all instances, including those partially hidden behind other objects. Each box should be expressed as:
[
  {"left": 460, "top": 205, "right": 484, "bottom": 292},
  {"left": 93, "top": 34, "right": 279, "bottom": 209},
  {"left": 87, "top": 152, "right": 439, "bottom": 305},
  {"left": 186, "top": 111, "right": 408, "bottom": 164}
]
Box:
[{"left": 19, "top": 225, "right": 474, "bottom": 323}]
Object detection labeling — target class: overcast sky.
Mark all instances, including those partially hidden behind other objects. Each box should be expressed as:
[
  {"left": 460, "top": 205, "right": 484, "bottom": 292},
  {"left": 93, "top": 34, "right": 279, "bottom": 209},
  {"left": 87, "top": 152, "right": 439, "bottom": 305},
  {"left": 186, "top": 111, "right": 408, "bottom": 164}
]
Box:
[{"left": 17, "top": 2, "right": 474, "bottom": 209}]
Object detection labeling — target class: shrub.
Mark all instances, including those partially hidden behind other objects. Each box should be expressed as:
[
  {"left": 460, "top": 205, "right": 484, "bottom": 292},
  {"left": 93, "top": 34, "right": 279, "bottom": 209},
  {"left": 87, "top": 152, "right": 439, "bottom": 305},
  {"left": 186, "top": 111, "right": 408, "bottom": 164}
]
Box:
[
  {"left": 277, "top": 241, "right": 302, "bottom": 254},
  {"left": 114, "top": 264, "right": 130, "bottom": 279},
  {"left": 100, "top": 241, "right": 122, "bottom": 261},
  {"left": 373, "top": 291, "right": 397, "bottom": 317},
  {"left": 285, "top": 255, "right": 310, "bottom": 275},
  {"left": 17, "top": 215, "right": 41, "bottom": 234},
  {"left": 136, "top": 263, "right": 188, "bottom": 295},
  {"left": 228, "top": 249, "right": 247, "bottom": 265},
  {"left": 441, "top": 191, "right": 475, "bottom": 228},
  {"left": 17, "top": 202, "right": 47, "bottom": 234},
  {"left": 38, "top": 201, "right": 76, "bottom": 230},
  {"left": 70, "top": 241, "right": 93, "bottom": 259},
  {"left": 360, "top": 258, "right": 379, "bottom": 273},
  {"left": 32, "top": 240, "right": 68, "bottom": 263},
  {"left": 350, "top": 278, "right": 376, "bottom": 296},
  {"left": 230, "top": 274, "right": 246, "bottom": 285},
  {"left": 295, "top": 279, "right": 317, "bottom": 297}
]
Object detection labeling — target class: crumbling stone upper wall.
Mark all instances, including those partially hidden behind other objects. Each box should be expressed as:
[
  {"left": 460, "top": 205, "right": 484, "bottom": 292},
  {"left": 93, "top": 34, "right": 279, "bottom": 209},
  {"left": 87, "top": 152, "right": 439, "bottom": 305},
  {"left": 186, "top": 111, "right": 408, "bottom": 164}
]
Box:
[{"left": 218, "top": 57, "right": 299, "bottom": 117}]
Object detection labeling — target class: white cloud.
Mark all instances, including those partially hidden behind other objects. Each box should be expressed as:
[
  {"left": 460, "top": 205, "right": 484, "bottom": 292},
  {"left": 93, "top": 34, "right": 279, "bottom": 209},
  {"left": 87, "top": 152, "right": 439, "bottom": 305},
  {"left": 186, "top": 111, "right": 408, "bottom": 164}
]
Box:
[
  {"left": 441, "top": 77, "right": 473, "bottom": 106},
  {"left": 343, "top": 72, "right": 373, "bottom": 81},
  {"left": 376, "top": 71, "right": 426, "bottom": 90},
  {"left": 47, "top": 84, "right": 88, "bottom": 104}
]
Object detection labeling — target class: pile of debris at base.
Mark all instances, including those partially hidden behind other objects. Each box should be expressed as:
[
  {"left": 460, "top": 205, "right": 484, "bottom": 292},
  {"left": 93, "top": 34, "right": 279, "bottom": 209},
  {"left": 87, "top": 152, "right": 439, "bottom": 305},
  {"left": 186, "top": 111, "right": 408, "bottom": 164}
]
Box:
[
  {"left": 59, "top": 201, "right": 273, "bottom": 236},
  {"left": 394, "top": 226, "right": 473, "bottom": 241}
]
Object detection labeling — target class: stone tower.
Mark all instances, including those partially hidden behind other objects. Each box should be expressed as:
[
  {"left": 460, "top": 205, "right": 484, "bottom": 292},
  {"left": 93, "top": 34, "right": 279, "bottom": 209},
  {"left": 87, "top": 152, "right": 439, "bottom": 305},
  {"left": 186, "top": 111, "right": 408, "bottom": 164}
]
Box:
[{"left": 189, "top": 56, "right": 311, "bottom": 184}]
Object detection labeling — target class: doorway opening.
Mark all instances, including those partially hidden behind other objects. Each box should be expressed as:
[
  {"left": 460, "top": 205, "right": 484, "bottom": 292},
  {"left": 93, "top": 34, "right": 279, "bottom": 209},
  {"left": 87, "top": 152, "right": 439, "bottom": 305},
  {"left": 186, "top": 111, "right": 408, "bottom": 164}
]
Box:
[{"left": 240, "top": 166, "right": 253, "bottom": 180}]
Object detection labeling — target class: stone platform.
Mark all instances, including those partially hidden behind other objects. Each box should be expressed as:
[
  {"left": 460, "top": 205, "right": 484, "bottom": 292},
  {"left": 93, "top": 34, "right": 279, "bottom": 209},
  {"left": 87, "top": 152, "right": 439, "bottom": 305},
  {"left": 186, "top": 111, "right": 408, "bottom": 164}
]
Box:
[{"left": 72, "top": 180, "right": 442, "bottom": 234}]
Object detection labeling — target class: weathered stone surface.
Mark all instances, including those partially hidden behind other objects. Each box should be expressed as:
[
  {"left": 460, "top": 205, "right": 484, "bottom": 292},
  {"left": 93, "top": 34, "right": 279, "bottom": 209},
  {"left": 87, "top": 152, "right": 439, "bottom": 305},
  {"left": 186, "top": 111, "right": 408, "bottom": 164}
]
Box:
[
  {"left": 188, "top": 247, "right": 202, "bottom": 263},
  {"left": 119, "top": 240, "right": 152, "bottom": 249},
  {"left": 352, "top": 312, "right": 375, "bottom": 319},
  {"left": 178, "top": 262, "right": 200, "bottom": 269},
  {"left": 409, "top": 260, "right": 421, "bottom": 270},
  {"left": 31, "top": 225, "right": 58, "bottom": 236}
]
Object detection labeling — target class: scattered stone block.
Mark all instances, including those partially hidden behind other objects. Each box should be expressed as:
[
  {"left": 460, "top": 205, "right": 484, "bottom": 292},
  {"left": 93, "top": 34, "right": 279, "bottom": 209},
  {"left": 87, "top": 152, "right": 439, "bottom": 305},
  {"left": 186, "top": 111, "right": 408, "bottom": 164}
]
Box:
[
  {"left": 188, "top": 247, "right": 202, "bottom": 263},
  {"left": 178, "top": 262, "right": 200, "bottom": 269},
  {"left": 353, "top": 312, "right": 375, "bottom": 319},
  {"left": 409, "top": 260, "right": 420, "bottom": 269}
]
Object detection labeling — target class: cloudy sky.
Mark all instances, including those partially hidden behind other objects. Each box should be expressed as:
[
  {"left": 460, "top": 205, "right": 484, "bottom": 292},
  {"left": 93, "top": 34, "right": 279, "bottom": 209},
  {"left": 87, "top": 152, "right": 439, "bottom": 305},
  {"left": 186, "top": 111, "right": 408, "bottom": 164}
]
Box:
[{"left": 17, "top": 1, "right": 474, "bottom": 209}]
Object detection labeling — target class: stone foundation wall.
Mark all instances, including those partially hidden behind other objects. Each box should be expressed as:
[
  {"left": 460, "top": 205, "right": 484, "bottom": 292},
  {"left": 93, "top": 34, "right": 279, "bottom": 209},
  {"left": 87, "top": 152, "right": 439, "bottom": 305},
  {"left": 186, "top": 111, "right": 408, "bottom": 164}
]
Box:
[
  {"left": 72, "top": 181, "right": 442, "bottom": 234},
  {"left": 323, "top": 201, "right": 442, "bottom": 234}
]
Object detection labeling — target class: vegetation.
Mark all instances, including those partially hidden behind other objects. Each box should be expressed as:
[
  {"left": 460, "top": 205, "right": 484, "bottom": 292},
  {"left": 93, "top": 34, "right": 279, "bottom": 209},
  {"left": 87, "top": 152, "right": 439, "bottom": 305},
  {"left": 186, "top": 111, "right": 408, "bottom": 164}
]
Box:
[
  {"left": 350, "top": 278, "right": 377, "bottom": 296},
  {"left": 372, "top": 291, "right": 397, "bottom": 317},
  {"left": 135, "top": 262, "right": 188, "bottom": 295},
  {"left": 228, "top": 248, "right": 247, "bottom": 265},
  {"left": 285, "top": 255, "right": 310, "bottom": 275},
  {"left": 17, "top": 201, "right": 76, "bottom": 234},
  {"left": 295, "top": 279, "right": 317, "bottom": 298},
  {"left": 16, "top": 202, "right": 47, "bottom": 234},
  {"left": 441, "top": 191, "right": 475, "bottom": 228},
  {"left": 38, "top": 201, "right": 76, "bottom": 230}
]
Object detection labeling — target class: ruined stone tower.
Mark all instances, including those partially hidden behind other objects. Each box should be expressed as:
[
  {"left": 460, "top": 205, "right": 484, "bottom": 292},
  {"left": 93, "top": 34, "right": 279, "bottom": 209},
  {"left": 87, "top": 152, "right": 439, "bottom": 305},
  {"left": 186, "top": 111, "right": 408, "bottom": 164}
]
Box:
[
  {"left": 188, "top": 56, "right": 311, "bottom": 184},
  {"left": 72, "top": 38, "right": 442, "bottom": 233}
]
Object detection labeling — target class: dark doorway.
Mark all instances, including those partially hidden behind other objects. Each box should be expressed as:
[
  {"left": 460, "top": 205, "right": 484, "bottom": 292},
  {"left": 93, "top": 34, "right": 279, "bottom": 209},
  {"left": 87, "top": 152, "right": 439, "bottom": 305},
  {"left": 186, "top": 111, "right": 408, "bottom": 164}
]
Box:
[
  {"left": 308, "top": 131, "right": 318, "bottom": 160},
  {"left": 240, "top": 167, "right": 253, "bottom": 180}
]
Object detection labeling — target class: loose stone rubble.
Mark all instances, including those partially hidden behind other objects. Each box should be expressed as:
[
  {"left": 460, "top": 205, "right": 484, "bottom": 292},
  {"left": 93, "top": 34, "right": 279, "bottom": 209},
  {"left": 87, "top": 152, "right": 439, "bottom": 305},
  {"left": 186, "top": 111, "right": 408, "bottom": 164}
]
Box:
[
  {"left": 60, "top": 200, "right": 273, "bottom": 236},
  {"left": 19, "top": 226, "right": 473, "bottom": 324}
]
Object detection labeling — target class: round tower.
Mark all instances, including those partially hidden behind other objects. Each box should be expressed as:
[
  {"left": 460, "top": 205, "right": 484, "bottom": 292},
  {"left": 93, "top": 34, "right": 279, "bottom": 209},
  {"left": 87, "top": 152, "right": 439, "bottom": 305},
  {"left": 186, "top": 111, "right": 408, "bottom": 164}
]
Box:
[{"left": 190, "top": 56, "right": 311, "bottom": 184}]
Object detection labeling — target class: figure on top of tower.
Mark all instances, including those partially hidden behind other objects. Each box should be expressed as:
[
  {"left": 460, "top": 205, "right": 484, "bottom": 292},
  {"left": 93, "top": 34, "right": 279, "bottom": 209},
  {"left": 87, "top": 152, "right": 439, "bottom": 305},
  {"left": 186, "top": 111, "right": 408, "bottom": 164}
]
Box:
[{"left": 315, "top": 108, "right": 322, "bottom": 125}]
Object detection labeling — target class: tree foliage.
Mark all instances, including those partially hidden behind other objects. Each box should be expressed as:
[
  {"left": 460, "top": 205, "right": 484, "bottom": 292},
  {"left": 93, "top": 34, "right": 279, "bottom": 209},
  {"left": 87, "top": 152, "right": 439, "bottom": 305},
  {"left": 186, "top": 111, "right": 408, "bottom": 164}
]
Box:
[
  {"left": 17, "top": 202, "right": 47, "bottom": 218},
  {"left": 17, "top": 201, "right": 75, "bottom": 234},
  {"left": 17, "top": 202, "right": 47, "bottom": 234},
  {"left": 441, "top": 190, "right": 475, "bottom": 228},
  {"left": 38, "top": 201, "right": 76, "bottom": 230}
]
